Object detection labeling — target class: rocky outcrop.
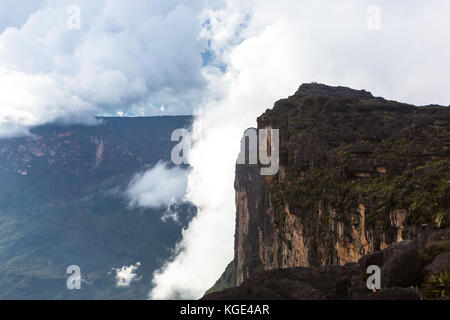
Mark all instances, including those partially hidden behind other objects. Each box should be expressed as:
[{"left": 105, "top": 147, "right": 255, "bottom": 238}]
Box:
[
  {"left": 203, "top": 239, "right": 450, "bottom": 300},
  {"left": 358, "top": 240, "right": 421, "bottom": 288},
  {"left": 421, "top": 252, "right": 450, "bottom": 280},
  {"left": 231, "top": 83, "right": 449, "bottom": 287},
  {"left": 203, "top": 241, "right": 423, "bottom": 300},
  {"left": 203, "top": 267, "right": 421, "bottom": 300},
  {"left": 207, "top": 83, "right": 450, "bottom": 298}
]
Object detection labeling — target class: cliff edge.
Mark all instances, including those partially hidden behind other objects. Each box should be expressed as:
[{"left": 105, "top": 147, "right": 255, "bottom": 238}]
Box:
[{"left": 205, "top": 83, "right": 450, "bottom": 299}]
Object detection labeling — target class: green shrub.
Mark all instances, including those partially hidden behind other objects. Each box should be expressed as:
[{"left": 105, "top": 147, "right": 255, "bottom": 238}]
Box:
[{"left": 421, "top": 271, "right": 450, "bottom": 300}]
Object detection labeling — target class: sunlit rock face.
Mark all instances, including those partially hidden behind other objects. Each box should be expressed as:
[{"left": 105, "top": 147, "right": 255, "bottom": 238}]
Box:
[{"left": 232, "top": 83, "right": 449, "bottom": 286}]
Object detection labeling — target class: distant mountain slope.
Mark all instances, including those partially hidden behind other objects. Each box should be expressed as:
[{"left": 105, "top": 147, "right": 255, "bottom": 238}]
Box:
[{"left": 0, "top": 116, "right": 194, "bottom": 299}]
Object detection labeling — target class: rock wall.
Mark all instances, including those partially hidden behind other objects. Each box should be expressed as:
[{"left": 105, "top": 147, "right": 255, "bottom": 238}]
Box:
[{"left": 233, "top": 83, "right": 450, "bottom": 286}]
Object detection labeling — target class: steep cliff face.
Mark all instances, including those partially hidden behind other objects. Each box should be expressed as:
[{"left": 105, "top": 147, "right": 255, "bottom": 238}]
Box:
[
  {"left": 233, "top": 83, "right": 449, "bottom": 286},
  {"left": 0, "top": 116, "right": 192, "bottom": 175}
]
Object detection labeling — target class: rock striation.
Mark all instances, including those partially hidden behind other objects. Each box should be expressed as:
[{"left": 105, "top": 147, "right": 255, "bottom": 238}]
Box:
[{"left": 206, "top": 83, "right": 450, "bottom": 299}]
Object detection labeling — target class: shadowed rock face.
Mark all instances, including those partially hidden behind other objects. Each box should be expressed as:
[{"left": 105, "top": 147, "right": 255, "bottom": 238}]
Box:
[
  {"left": 293, "top": 83, "right": 373, "bottom": 100},
  {"left": 203, "top": 240, "right": 450, "bottom": 300},
  {"left": 0, "top": 116, "right": 192, "bottom": 175},
  {"left": 203, "top": 241, "right": 423, "bottom": 300},
  {"left": 358, "top": 240, "right": 421, "bottom": 288},
  {"left": 233, "top": 83, "right": 449, "bottom": 286},
  {"left": 206, "top": 83, "right": 449, "bottom": 298},
  {"left": 421, "top": 252, "right": 450, "bottom": 281}
]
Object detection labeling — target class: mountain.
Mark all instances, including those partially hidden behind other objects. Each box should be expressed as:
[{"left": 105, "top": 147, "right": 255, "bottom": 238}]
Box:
[
  {"left": 205, "top": 83, "right": 450, "bottom": 299},
  {"left": 0, "top": 116, "right": 194, "bottom": 299}
]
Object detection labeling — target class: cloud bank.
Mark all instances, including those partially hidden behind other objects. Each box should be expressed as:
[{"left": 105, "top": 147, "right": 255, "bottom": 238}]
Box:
[
  {"left": 0, "top": 0, "right": 211, "bottom": 137},
  {"left": 149, "top": 0, "right": 450, "bottom": 299},
  {"left": 126, "top": 162, "right": 188, "bottom": 209}
]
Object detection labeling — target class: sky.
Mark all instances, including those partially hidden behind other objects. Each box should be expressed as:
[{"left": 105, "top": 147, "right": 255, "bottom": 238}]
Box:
[{"left": 1, "top": 0, "right": 450, "bottom": 299}]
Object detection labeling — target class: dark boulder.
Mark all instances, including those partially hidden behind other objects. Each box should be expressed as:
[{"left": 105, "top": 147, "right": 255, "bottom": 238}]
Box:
[
  {"left": 202, "top": 262, "right": 420, "bottom": 300},
  {"left": 353, "top": 287, "right": 421, "bottom": 300},
  {"left": 421, "top": 251, "right": 450, "bottom": 281},
  {"left": 358, "top": 240, "right": 421, "bottom": 288},
  {"left": 203, "top": 265, "right": 358, "bottom": 300}
]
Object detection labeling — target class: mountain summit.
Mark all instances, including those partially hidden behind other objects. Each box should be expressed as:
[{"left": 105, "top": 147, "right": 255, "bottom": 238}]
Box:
[
  {"left": 294, "top": 83, "right": 373, "bottom": 99},
  {"left": 205, "top": 83, "right": 450, "bottom": 299}
]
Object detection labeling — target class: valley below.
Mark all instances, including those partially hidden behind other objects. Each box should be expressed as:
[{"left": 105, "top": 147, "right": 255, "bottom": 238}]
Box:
[{"left": 0, "top": 116, "right": 194, "bottom": 299}]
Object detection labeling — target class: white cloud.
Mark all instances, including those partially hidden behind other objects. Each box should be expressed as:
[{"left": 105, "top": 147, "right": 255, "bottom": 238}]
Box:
[
  {"left": 0, "top": 0, "right": 212, "bottom": 137},
  {"left": 149, "top": 0, "right": 450, "bottom": 299},
  {"left": 0, "top": 65, "right": 97, "bottom": 137},
  {"left": 126, "top": 162, "right": 188, "bottom": 209},
  {"left": 0, "top": 0, "right": 44, "bottom": 33},
  {"left": 113, "top": 262, "right": 142, "bottom": 288}
]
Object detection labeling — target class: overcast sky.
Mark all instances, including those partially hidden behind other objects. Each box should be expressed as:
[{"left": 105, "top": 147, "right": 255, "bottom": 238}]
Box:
[
  {"left": 1, "top": 0, "right": 449, "bottom": 299},
  {"left": 0, "top": 0, "right": 219, "bottom": 137}
]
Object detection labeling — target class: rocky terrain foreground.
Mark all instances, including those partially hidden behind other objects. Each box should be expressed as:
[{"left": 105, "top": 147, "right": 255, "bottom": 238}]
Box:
[
  {"left": 204, "top": 83, "right": 450, "bottom": 300},
  {"left": 203, "top": 240, "right": 449, "bottom": 300}
]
